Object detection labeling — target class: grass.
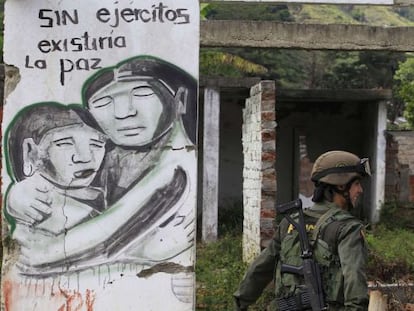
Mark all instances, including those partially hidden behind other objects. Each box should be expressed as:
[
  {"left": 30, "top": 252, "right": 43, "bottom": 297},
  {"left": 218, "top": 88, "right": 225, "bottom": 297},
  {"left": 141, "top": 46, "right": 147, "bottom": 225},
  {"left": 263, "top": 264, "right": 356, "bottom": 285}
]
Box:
[
  {"left": 367, "top": 226, "right": 414, "bottom": 282},
  {"left": 196, "top": 233, "right": 274, "bottom": 311},
  {"left": 195, "top": 234, "right": 247, "bottom": 310},
  {"left": 366, "top": 201, "right": 414, "bottom": 283},
  {"left": 195, "top": 201, "right": 414, "bottom": 310}
]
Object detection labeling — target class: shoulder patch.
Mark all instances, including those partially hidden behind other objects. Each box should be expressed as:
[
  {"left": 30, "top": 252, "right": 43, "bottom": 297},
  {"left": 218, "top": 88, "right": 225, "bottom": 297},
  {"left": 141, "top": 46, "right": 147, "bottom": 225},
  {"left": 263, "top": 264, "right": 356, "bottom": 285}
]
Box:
[{"left": 286, "top": 223, "right": 315, "bottom": 234}]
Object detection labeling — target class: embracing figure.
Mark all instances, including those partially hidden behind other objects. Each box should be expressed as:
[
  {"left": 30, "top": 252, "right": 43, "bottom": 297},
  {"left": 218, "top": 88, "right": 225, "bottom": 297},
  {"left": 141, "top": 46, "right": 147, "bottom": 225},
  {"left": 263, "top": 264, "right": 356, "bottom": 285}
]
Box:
[{"left": 5, "top": 56, "right": 198, "bottom": 277}]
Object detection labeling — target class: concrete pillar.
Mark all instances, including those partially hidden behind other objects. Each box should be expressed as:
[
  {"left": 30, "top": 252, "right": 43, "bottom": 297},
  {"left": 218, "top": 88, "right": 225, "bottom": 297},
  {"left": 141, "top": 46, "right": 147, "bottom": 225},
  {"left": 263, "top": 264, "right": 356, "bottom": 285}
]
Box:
[
  {"left": 202, "top": 87, "right": 220, "bottom": 242},
  {"left": 372, "top": 100, "right": 387, "bottom": 223},
  {"left": 2, "top": 1, "right": 199, "bottom": 310}
]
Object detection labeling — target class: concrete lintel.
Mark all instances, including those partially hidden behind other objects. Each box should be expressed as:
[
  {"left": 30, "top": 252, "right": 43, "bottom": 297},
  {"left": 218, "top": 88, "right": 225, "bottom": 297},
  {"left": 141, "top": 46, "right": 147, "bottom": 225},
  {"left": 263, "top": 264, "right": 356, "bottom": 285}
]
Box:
[
  {"left": 200, "top": 76, "right": 261, "bottom": 88},
  {"left": 201, "top": 20, "right": 414, "bottom": 51},
  {"left": 277, "top": 88, "right": 392, "bottom": 102}
]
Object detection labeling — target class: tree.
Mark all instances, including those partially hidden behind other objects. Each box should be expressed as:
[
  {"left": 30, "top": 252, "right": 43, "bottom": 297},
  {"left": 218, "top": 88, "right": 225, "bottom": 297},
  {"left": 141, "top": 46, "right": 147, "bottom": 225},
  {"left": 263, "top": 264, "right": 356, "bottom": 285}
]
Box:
[
  {"left": 394, "top": 55, "right": 414, "bottom": 128},
  {"left": 200, "top": 49, "right": 267, "bottom": 77}
]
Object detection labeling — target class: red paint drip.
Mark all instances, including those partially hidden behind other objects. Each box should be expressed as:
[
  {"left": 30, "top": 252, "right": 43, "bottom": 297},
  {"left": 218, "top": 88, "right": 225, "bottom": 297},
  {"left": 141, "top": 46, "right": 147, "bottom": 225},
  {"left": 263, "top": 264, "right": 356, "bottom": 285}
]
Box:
[
  {"left": 3, "top": 280, "right": 13, "bottom": 311},
  {"left": 85, "top": 289, "right": 96, "bottom": 311},
  {"left": 57, "top": 288, "right": 95, "bottom": 311}
]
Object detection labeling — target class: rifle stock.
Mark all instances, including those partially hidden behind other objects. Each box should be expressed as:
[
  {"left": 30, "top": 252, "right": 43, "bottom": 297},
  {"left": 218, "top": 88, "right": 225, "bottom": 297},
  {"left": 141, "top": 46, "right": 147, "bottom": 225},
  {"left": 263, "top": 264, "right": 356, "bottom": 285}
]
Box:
[{"left": 276, "top": 199, "right": 327, "bottom": 311}]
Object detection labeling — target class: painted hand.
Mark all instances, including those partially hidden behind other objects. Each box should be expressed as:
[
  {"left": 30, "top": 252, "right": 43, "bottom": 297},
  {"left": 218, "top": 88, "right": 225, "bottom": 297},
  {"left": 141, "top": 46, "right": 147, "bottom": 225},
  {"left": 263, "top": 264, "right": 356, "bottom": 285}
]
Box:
[{"left": 6, "top": 175, "right": 54, "bottom": 225}]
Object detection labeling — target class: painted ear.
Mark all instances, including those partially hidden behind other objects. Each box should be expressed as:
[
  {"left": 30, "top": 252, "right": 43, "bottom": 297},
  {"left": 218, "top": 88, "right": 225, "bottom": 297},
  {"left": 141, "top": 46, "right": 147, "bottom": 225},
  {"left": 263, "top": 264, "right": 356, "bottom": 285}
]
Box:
[
  {"left": 174, "top": 86, "right": 188, "bottom": 115},
  {"left": 22, "top": 138, "right": 38, "bottom": 177}
]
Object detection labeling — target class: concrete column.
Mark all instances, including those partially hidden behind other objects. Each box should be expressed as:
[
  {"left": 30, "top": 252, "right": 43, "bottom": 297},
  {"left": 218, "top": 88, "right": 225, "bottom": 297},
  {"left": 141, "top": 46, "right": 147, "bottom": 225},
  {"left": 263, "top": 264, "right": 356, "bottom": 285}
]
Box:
[
  {"left": 3, "top": 1, "right": 199, "bottom": 309},
  {"left": 202, "top": 87, "right": 220, "bottom": 242},
  {"left": 372, "top": 100, "right": 387, "bottom": 223}
]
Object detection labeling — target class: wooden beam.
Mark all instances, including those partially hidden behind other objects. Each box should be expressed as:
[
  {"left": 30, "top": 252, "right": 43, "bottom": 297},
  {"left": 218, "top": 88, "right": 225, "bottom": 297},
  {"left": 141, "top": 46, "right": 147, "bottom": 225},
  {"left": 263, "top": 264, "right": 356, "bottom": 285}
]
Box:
[{"left": 201, "top": 20, "right": 414, "bottom": 51}]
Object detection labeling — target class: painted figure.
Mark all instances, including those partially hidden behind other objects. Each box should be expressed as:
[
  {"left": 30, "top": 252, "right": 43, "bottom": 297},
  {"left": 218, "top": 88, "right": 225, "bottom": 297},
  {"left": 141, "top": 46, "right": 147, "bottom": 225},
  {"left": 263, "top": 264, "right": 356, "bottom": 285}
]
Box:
[
  {"left": 7, "top": 103, "right": 107, "bottom": 234},
  {"left": 5, "top": 104, "right": 107, "bottom": 270},
  {"left": 5, "top": 56, "right": 197, "bottom": 277},
  {"left": 81, "top": 56, "right": 198, "bottom": 265},
  {"left": 83, "top": 55, "right": 197, "bottom": 204}
]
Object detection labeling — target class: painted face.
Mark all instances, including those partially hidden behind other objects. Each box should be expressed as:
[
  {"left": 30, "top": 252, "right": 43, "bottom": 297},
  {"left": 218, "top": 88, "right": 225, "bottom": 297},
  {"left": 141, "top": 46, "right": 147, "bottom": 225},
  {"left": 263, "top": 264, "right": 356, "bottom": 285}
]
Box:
[
  {"left": 88, "top": 81, "right": 164, "bottom": 147},
  {"left": 348, "top": 178, "right": 364, "bottom": 208},
  {"left": 36, "top": 124, "right": 106, "bottom": 188}
]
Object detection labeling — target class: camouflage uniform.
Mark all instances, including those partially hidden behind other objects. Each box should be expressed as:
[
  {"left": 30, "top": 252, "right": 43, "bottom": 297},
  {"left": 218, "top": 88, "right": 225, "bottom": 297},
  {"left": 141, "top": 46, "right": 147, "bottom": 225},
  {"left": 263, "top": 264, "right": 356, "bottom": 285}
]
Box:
[{"left": 234, "top": 201, "right": 369, "bottom": 311}]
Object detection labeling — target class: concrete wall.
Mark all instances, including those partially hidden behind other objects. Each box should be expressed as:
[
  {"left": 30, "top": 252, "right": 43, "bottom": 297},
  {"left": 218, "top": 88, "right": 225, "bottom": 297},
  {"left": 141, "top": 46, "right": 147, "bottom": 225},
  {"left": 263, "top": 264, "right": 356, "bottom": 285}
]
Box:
[
  {"left": 385, "top": 131, "right": 414, "bottom": 202},
  {"left": 1, "top": 1, "right": 199, "bottom": 310},
  {"left": 218, "top": 97, "right": 244, "bottom": 208},
  {"left": 276, "top": 100, "right": 373, "bottom": 218}
]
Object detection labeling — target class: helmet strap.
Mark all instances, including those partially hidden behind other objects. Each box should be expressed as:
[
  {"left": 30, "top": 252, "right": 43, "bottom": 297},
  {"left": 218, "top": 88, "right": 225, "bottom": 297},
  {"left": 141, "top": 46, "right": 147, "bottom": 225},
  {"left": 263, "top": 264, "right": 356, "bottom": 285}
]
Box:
[{"left": 333, "top": 179, "right": 357, "bottom": 210}]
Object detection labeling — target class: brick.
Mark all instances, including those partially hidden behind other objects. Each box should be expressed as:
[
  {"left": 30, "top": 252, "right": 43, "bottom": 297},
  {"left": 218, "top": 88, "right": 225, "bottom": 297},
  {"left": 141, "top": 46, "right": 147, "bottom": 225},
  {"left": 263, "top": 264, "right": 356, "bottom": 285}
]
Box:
[
  {"left": 262, "top": 111, "right": 276, "bottom": 121},
  {"left": 261, "top": 100, "right": 275, "bottom": 111},
  {"left": 261, "top": 121, "right": 277, "bottom": 130},
  {"left": 262, "top": 141, "right": 276, "bottom": 153},
  {"left": 260, "top": 208, "right": 276, "bottom": 219},
  {"left": 261, "top": 130, "right": 275, "bottom": 142},
  {"left": 262, "top": 151, "right": 276, "bottom": 162}
]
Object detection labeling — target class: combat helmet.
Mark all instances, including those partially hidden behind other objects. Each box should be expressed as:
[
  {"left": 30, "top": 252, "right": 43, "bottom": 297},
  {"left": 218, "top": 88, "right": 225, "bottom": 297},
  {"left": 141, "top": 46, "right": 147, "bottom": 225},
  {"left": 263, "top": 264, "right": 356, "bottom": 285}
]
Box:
[
  {"left": 311, "top": 150, "right": 371, "bottom": 186},
  {"left": 82, "top": 55, "right": 197, "bottom": 145}
]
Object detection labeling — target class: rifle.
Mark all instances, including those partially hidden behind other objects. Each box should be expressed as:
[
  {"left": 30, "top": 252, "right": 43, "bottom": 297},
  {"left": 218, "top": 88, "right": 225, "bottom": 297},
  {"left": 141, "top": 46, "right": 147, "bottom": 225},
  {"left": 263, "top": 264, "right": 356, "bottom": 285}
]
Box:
[{"left": 275, "top": 199, "right": 327, "bottom": 311}]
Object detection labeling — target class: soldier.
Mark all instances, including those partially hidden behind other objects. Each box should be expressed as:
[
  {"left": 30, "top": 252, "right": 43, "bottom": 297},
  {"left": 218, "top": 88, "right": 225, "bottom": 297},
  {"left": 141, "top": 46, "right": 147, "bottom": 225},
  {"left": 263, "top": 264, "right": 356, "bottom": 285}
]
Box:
[{"left": 234, "top": 150, "right": 370, "bottom": 311}]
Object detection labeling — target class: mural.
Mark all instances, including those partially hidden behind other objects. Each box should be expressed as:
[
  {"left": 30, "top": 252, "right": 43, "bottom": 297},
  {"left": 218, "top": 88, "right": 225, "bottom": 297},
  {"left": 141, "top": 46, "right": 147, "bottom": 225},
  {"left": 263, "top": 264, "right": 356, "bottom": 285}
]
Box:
[
  {"left": 2, "top": 1, "right": 198, "bottom": 310},
  {"left": 3, "top": 56, "right": 198, "bottom": 310}
]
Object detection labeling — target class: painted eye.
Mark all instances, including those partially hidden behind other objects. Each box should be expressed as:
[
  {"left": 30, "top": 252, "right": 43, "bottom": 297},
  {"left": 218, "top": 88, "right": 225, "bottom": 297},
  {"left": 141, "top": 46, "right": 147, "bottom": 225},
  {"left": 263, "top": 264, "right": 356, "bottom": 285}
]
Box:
[
  {"left": 90, "top": 96, "right": 113, "bottom": 108},
  {"left": 54, "top": 140, "right": 74, "bottom": 147},
  {"left": 90, "top": 140, "right": 105, "bottom": 148},
  {"left": 132, "top": 86, "right": 154, "bottom": 97}
]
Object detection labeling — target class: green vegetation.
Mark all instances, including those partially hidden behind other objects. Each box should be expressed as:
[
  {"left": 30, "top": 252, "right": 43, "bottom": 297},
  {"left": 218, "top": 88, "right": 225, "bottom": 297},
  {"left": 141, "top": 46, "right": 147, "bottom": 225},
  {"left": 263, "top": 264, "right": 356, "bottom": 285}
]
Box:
[
  {"left": 394, "top": 55, "right": 414, "bottom": 128},
  {"left": 203, "top": 3, "right": 293, "bottom": 22},
  {"left": 196, "top": 234, "right": 248, "bottom": 310},
  {"left": 203, "top": 3, "right": 414, "bottom": 26},
  {"left": 196, "top": 234, "right": 275, "bottom": 311},
  {"left": 367, "top": 226, "right": 414, "bottom": 282},
  {"left": 366, "top": 202, "right": 414, "bottom": 281},
  {"left": 200, "top": 50, "right": 268, "bottom": 78},
  {"left": 361, "top": 6, "right": 414, "bottom": 26},
  {"left": 290, "top": 4, "right": 359, "bottom": 24}
]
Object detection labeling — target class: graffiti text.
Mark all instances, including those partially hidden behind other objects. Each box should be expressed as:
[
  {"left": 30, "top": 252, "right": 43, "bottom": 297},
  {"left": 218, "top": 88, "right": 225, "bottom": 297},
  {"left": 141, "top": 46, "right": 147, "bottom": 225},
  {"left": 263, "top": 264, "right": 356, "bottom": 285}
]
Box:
[
  {"left": 60, "top": 57, "right": 102, "bottom": 85},
  {"left": 39, "top": 9, "right": 79, "bottom": 27},
  {"left": 38, "top": 32, "right": 126, "bottom": 53},
  {"left": 96, "top": 3, "right": 190, "bottom": 27}
]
